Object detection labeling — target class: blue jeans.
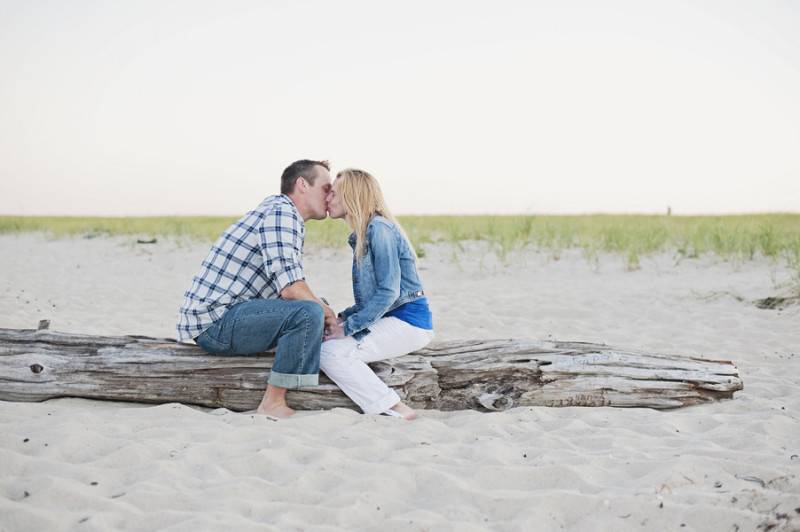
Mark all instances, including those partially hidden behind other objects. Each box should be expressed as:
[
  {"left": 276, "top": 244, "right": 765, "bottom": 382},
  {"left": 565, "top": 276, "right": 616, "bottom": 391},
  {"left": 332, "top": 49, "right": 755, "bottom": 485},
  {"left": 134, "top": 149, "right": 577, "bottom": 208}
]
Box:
[{"left": 195, "top": 299, "right": 324, "bottom": 389}]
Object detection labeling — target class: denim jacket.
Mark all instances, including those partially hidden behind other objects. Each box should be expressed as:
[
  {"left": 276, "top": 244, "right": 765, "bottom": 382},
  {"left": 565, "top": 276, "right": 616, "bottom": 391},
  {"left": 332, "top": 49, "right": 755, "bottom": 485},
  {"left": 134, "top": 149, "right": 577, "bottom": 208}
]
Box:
[{"left": 339, "top": 216, "right": 426, "bottom": 338}]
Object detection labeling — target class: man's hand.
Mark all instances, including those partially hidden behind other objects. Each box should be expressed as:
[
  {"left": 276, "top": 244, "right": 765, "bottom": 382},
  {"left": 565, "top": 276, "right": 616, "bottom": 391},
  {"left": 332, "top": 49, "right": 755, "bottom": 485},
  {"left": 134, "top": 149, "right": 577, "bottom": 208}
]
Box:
[
  {"left": 280, "top": 281, "right": 337, "bottom": 338},
  {"left": 323, "top": 318, "right": 345, "bottom": 341},
  {"left": 321, "top": 304, "right": 338, "bottom": 337}
]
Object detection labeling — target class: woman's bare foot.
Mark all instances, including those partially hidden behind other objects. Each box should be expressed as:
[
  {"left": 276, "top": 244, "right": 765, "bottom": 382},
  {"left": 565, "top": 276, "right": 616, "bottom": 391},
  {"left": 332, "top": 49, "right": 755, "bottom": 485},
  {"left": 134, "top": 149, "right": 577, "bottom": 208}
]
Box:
[
  {"left": 256, "top": 401, "right": 295, "bottom": 419},
  {"left": 389, "top": 402, "right": 417, "bottom": 420}
]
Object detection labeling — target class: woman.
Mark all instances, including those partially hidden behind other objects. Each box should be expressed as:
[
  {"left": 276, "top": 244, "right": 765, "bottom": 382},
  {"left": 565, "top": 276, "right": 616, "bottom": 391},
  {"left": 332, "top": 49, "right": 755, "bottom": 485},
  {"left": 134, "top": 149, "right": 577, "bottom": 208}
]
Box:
[{"left": 321, "top": 168, "right": 434, "bottom": 420}]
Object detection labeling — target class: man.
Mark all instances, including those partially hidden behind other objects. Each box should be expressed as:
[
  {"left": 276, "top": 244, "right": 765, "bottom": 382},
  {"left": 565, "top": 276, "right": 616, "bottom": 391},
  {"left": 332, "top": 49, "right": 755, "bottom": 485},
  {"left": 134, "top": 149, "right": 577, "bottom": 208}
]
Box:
[{"left": 177, "top": 159, "right": 337, "bottom": 418}]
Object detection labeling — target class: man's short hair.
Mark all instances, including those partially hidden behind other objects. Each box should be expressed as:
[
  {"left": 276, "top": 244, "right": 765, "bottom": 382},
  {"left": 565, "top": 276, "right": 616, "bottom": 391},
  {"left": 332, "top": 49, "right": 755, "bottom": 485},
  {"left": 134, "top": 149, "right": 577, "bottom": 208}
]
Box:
[{"left": 280, "top": 159, "right": 330, "bottom": 195}]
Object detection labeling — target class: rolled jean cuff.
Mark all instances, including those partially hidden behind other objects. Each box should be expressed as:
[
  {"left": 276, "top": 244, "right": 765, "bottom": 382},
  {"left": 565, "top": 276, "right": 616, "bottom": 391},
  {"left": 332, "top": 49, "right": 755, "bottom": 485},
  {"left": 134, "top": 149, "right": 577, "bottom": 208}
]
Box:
[
  {"left": 267, "top": 370, "right": 319, "bottom": 389},
  {"left": 363, "top": 388, "right": 402, "bottom": 415}
]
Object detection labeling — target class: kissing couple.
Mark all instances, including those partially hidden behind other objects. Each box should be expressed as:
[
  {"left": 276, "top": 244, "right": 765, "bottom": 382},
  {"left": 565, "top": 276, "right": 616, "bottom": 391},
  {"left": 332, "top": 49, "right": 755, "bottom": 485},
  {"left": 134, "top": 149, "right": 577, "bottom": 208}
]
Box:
[{"left": 177, "top": 160, "right": 434, "bottom": 419}]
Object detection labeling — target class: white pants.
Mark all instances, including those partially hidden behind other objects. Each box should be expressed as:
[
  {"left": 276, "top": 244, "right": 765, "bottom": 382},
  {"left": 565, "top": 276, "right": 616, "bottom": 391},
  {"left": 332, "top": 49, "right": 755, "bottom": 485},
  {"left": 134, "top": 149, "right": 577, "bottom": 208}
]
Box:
[{"left": 320, "top": 317, "right": 435, "bottom": 414}]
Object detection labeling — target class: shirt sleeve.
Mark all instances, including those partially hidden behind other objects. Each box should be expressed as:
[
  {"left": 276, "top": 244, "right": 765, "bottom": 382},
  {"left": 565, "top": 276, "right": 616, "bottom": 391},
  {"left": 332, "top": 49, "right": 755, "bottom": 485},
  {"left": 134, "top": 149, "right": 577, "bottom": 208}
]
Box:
[{"left": 259, "top": 205, "right": 305, "bottom": 294}]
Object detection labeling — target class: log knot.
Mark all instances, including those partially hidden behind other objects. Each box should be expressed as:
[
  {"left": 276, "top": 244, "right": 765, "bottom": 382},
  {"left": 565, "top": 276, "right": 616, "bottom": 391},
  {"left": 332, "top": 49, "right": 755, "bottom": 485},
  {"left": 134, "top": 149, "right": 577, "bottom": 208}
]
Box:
[{"left": 477, "top": 392, "right": 514, "bottom": 411}]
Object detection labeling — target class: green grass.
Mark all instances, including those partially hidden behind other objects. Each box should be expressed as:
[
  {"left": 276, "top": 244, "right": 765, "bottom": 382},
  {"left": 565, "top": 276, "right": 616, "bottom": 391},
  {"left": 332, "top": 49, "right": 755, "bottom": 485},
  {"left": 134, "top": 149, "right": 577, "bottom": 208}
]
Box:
[
  {"left": 2, "top": 214, "right": 799, "bottom": 272},
  {"left": 0, "top": 216, "right": 238, "bottom": 242}
]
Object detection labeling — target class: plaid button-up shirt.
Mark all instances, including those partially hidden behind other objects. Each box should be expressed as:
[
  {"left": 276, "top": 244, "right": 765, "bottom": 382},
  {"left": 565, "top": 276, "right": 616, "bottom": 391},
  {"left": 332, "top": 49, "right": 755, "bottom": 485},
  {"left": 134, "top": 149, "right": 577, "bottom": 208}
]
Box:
[{"left": 176, "top": 194, "right": 305, "bottom": 341}]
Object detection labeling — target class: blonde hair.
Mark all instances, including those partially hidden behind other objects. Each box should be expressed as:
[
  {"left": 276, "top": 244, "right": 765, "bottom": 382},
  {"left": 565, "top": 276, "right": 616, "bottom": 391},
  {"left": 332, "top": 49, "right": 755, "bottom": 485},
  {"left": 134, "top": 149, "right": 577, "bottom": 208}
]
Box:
[{"left": 335, "top": 168, "right": 415, "bottom": 262}]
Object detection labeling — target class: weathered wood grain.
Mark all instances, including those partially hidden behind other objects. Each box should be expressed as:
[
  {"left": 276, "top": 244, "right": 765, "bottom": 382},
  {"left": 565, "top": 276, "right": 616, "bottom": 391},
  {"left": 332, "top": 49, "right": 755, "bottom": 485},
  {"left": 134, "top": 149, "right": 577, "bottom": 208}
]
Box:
[{"left": 0, "top": 328, "right": 743, "bottom": 412}]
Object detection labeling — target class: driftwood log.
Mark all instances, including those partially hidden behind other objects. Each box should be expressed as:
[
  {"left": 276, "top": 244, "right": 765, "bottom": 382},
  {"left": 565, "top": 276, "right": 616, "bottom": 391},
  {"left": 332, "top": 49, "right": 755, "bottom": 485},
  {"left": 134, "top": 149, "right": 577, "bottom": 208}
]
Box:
[{"left": 0, "top": 326, "right": 743, "bottom": 412}]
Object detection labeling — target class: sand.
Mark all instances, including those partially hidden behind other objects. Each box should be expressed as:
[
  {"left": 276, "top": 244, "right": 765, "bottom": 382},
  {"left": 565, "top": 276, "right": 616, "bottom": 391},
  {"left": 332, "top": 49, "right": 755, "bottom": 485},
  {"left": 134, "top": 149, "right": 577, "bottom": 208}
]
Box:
[{"left": 1, "top": 233, "right": 798, "bottom": 531}]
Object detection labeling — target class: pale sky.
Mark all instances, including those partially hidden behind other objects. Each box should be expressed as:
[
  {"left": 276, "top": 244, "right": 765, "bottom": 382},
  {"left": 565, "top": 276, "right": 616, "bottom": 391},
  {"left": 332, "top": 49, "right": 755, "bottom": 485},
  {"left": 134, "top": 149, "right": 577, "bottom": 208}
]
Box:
[{"left": 1, "top": 0, "right": 799, "bottom": 215}]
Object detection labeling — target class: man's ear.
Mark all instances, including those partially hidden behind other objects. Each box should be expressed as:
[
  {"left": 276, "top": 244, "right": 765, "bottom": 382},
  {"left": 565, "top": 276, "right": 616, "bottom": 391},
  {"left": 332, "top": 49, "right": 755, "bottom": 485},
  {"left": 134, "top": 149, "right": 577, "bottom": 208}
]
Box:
[{"left": 297, "top": 177, "right": 308, "bottom": 193}]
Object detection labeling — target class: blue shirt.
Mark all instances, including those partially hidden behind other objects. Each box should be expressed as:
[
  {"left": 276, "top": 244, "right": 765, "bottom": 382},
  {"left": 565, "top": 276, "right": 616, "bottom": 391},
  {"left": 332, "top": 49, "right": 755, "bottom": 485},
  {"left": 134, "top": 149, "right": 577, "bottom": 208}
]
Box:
[{"left": 384, "top": 297, "right": 433, "bottom": 330}]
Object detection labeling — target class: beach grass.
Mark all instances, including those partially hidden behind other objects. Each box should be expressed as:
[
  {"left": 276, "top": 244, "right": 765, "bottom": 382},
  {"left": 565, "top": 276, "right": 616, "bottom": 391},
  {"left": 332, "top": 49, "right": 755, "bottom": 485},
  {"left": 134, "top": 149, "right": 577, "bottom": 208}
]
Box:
[{"left": 1, "top": 214, "right": 799, "bottom": 272}]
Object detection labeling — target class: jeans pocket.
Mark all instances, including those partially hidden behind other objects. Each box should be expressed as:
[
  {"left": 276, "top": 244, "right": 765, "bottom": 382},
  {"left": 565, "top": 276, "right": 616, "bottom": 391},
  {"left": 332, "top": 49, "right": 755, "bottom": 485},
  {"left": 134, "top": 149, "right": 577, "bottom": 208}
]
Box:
[{"left": 196, "top": 325, "right": 231, "bottom": 354}]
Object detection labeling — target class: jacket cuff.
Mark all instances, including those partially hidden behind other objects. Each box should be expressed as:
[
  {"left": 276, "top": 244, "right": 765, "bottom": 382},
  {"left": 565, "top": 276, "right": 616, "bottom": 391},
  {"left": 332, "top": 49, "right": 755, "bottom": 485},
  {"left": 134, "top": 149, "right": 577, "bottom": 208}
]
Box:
[{"left": 342, "top": 318, "right": 356, "bottom": 337}]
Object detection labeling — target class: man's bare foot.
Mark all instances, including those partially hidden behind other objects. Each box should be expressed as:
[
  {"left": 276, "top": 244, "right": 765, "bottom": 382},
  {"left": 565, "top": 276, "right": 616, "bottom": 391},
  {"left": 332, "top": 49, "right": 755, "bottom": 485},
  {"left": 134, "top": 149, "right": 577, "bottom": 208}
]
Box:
[
  {"left": 256, "top": 384, "right": 294, "bottom": 418},
  {"left": 256, "top": 402, "right": 295, "bottom": 419},
  {"left": 389, "top": 402, "right": 417, "bottom": 420}
]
